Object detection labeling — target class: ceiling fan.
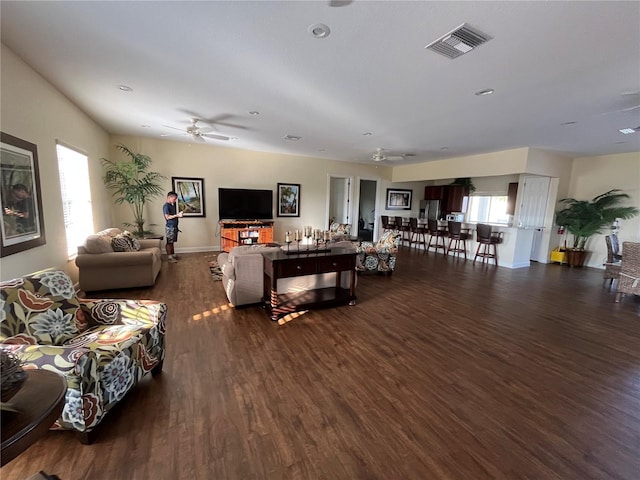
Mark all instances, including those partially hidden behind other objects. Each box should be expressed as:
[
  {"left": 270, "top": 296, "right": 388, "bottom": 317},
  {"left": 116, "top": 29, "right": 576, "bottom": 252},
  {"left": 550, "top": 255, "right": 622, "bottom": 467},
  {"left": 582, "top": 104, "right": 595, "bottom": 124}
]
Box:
[
  {"left": 371, "top": 148, "right": 405, "bottom": 162},
  {"left": 161, "top": 118, "right": 232, "bottom": 142}
]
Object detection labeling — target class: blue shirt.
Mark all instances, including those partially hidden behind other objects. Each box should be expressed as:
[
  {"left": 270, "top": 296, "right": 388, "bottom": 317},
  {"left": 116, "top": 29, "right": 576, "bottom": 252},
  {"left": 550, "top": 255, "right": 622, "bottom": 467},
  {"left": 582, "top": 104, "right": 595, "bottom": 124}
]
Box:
[{"left": 163, "top": 202, "right": 179, "bottom": 227}]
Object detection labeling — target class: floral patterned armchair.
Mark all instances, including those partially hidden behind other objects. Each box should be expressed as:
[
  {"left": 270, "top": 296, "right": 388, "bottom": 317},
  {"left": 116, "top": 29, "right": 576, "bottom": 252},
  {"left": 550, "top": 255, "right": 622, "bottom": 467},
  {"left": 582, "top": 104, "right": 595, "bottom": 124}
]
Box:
[
  {"left": 0, "top": 269, "right": 166, "bottom": 443},
  {"left": 329, "top": 222, "right": 352, "bottom": 241},
  {"left": 355, "top": 230, "right": 401, "bottom": 274}
]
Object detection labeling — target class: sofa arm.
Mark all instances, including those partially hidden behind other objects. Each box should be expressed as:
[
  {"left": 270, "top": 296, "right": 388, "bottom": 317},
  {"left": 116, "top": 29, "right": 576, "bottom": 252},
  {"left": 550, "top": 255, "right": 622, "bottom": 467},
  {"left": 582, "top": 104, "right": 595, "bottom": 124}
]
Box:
[
  {"left": 139, "top": 238, "right": 161, "bottom": 249},
  {"left": 79, "top": 298, "right": 167, "bottom": 332},
  {"left": 75, "top": 249, "right": 160, "bottom": 268}
]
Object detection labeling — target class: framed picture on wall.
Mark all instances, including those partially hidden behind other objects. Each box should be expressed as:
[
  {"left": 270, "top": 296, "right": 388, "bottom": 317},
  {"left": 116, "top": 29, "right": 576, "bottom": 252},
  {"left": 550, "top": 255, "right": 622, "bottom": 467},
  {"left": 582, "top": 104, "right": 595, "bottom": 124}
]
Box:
[
  {"left": 1, "top": 132, "right": 46, "bottom": 257},
  {"left": 277, "top": 183, "right": 300, "bottom": 217},
  {"left": 386, "top": 188, "right": 412, "bottom": 210},
  {"left": 172, "top": 176, "right": 206, "bottom": 217}
]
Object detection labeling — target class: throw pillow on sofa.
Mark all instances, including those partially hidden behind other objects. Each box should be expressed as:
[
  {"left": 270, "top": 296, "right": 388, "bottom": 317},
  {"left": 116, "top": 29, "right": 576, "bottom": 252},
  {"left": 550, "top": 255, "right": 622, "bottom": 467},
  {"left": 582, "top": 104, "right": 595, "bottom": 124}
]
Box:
[
  {"left": 111, "top": 232, "right": 141, "bottom": 252},
  {"left": 84, "top": 234, "right": 114, "bottom": 254}
]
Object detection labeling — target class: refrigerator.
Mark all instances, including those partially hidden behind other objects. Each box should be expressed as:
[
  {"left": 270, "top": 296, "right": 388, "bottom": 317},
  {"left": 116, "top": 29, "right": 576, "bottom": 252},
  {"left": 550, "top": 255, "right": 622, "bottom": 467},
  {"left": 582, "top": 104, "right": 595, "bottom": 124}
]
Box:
[{"left": 419, "top": 200, "right": 441, "bottom": 220}]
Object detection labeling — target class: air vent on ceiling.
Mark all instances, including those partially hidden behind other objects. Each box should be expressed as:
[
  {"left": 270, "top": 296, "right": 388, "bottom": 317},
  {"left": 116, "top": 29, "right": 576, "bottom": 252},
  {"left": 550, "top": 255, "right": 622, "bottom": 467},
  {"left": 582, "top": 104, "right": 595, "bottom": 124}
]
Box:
[{"left": 425, "top": 23, "right": 492, "bottom": 59}]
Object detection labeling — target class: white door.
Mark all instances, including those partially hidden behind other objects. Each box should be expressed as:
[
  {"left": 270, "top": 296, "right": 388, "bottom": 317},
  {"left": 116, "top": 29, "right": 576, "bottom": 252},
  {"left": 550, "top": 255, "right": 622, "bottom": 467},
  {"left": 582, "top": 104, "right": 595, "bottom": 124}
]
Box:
[
  {"left": 519, "top": 176, "right": 550, "bottom": 229},
  {"left": 519, "top": 176, "right": 550, "bottom": 262}
]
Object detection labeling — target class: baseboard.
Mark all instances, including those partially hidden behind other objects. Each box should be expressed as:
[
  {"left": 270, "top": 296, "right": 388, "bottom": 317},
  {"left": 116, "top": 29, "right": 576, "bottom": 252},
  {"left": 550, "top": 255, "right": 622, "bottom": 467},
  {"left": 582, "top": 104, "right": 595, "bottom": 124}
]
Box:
[{"left": 174, "top": 246, "right": 220, "bottom": 254}]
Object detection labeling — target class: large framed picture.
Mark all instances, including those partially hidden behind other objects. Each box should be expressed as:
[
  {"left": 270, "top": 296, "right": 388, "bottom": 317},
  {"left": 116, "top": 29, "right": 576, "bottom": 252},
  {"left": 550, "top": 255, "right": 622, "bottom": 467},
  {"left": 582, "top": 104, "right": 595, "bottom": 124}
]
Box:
[
  {"left": 277, "top": 183, "right": 300, "bottom": 217},
  {"left": 172, "top": 176, "right": 205, "bottom": 217},
  {"left": 386, "top": 188, "right": 412, "bottom": 210},
  {"left": 1, "top": 132, "right": 46, "bottom": 257}
]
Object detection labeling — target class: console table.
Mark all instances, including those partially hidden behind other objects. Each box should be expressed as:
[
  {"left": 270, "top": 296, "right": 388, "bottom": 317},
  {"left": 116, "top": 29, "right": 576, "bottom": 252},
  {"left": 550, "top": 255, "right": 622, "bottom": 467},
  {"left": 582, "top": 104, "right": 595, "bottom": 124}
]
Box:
[
  {"left": 1, "top": 369, "right": 66, "bottom": 466},
  {"left": 262, "top": 247, "right": 357, "bottom": 321}
]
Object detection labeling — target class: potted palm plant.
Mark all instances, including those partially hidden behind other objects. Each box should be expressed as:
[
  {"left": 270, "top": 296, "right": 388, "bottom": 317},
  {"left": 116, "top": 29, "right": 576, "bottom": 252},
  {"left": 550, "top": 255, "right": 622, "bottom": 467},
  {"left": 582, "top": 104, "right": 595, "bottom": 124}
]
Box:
[
  {"left": 555, "top": 189, "right": 638, "bottom": 267},
  {"left": 102, "top": 145, "right": 166, "bottom": 237}
]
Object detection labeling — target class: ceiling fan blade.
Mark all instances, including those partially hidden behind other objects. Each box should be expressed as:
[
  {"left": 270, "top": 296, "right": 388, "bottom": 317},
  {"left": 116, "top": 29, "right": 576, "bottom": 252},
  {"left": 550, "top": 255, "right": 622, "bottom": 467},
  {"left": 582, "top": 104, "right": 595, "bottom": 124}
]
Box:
[
  {"left": 160, "top": 132, "right": 187, "bottom": 137},
  {"left": 191, "top": 134, "right": 206, "bottom": 143},
  {"left": 386, "top": 155, "right": 405, "bottom": 161},
  {"left": 203, "top": 133, "right": 231, "bottom": 141},
  {"left": 162, "top": 125, "right": 188, "bottom": 132}
]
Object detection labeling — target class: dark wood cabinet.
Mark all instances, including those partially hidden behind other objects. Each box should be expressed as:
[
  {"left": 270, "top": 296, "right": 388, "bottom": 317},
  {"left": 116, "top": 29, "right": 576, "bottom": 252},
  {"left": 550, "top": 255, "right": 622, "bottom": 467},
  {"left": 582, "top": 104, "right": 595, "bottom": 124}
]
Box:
[
  {"left": 424, "top": 185, "right": 445, "bottom": 200},
  {"left": 445, "top": 185, "right": 467, "bottom": 212},
  {"left": 506, "top": 182, "right": 519, "bottom": 216}
]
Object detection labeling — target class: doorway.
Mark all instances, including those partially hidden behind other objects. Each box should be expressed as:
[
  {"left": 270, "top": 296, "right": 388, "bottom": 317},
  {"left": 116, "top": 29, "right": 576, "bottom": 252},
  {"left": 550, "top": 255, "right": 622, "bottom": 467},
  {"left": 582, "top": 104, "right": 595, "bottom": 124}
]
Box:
[
  {"left": 327, "top": 175, "right": 353, "bottom": 228},
  {"left": 357, "top": 179, "right": 377, "bottom": 241}
]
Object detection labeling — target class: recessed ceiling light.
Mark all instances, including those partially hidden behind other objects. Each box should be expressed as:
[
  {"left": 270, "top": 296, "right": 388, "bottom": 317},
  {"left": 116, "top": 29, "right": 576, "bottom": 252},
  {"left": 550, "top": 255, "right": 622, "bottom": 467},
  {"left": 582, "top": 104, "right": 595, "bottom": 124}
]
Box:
[
  {"left": 362, "top": 132, "right": 372, "bottom": 136},
  {"left": 141, "top": 124, "right": 150, "bottom": 128},
  {"left": 475, "top": 88, "right": 494, "bottom": 96},
  {"left": 117, "top": 85, "right": 133, "bottom": 92},
  {"left": 318, "top": 149, "right": 326, "bottom": 152},
  {"left": 615, "top": 141, "right": 628, "bottom": 145},
  {"left": 619, "top": 128, "right": 636, "bottom": 134},
  {"left": 249, "top": 111, "right": 260, "bottom": 116},
  {"left": 561, "top": 121, "right": 577, "bottom": 126},
  {"left": 283, "top": 135, "right": 301, "bottom": 141},
  {"left": 440, "top": 147, "right": 449, "bottom": 150},
  {"left": 308, "top": 23, "right": 331, "bottom": 38}
]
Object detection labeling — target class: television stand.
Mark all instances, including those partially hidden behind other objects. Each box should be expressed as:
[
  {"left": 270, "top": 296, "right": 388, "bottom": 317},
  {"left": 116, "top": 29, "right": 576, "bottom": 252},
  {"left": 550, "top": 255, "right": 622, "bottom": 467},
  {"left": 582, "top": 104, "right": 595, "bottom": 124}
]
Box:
[{"left": 219, "top": 220, "right": 274, "bottom": 252}]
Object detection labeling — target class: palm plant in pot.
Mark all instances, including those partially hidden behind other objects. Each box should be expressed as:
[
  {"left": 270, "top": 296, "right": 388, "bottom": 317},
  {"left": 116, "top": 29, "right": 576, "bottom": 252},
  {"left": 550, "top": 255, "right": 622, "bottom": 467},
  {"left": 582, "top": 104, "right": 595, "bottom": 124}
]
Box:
[
  {"left": 555, "top": 189, "right": 639, "bottom": 266},
  {"left": 102, "top": 145, "right": 166, "bottom": 237}
]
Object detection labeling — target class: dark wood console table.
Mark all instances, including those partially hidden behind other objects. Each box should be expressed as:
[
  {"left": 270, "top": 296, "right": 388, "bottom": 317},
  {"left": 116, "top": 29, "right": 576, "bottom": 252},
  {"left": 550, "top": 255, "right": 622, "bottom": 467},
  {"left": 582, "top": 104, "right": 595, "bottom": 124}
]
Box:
[
  {"left": 262, "top": 247, "right": 357, "bottom": 321},
  {"left": 1, "top": 369, "right": 66, "bottom": 466}
]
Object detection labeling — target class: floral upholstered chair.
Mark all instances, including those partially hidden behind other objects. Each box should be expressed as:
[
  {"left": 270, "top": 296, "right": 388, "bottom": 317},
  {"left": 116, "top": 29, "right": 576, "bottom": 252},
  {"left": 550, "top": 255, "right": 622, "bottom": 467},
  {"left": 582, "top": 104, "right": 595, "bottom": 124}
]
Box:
[
  {"left": 329, "top": 222, "right": 352, "bottom": 241},
  {"left": 355, "top": 230, "right": 401, "bottom": 274},
  {"left": 0, "top": 269, "right": 166, "bottom": 443}
]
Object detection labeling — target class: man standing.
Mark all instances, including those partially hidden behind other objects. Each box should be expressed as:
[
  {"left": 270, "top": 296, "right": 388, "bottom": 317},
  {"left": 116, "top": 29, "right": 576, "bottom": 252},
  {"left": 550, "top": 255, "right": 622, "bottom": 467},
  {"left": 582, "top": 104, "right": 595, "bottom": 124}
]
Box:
[{"left": 163, "top": 191, "right": 183, "bottom": 262}]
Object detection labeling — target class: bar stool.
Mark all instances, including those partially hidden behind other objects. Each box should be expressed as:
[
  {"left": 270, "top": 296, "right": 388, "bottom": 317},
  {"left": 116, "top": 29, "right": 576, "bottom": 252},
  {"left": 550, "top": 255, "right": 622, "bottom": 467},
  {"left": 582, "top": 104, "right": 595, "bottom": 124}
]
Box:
[
  {"left": 409, "top": 217, "right": 428, "bottom": 250},
  {"left": 474, "top": 223, "right": 503, "bottom": 264},
  {"left": 395, "top": 216, "right": 411, "bottom": 247},
  {"left": 427, "top": 219, "right": 447, "bottom": 254},
  {"left": 446, "top": 221, "right": 469, "bottom": 258},
  {"left": 381, "top": 215, "right": 392, "bottom": 232}
]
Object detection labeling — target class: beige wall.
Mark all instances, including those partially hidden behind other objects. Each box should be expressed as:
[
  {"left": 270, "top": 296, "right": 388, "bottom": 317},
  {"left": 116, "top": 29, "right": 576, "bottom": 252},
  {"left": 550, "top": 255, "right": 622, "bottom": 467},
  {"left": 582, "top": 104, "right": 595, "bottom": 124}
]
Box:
[
  {"left": 566, "top": 152, "right": 640, "bottom": 268},
  {"left": 109, "top": 135, "right": 394, "bottom": 250},
  {"left": 391, "top": 148, "right": 530, "bottom": 182},
  {"left": 1, "top": 44, "right": 111, "bottom": 281}
]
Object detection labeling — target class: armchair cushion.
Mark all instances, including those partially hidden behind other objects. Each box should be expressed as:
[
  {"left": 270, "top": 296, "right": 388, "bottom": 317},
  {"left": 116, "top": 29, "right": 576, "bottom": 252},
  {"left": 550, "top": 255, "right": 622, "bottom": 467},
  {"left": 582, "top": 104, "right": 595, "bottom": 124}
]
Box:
[
  {"left": 0, "top": 269, "right": 84, "bottom": 345},
  {"left": 355, "top": 230, "right": 401, "bottom": 273},
  {"left": 1, "top": 269, "right": 166, "bottom": 437}
]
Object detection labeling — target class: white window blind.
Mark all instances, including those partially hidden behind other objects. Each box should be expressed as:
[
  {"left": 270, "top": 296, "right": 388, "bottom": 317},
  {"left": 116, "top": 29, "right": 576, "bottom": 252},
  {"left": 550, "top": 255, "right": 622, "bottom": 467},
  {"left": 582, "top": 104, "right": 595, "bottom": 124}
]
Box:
[{"left": 56, "top": 144, "right": 94, "bottom": 257}]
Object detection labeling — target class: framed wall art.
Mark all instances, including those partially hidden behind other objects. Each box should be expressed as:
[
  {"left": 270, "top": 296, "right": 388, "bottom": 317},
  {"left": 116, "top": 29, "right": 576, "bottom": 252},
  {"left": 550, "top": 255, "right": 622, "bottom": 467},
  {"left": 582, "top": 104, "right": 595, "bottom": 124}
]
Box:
[
  {"left": 1, "top": 132, "right": 46, "bottom": 257},
  {"left": 386, "top": 188, "right": 412, "bottom": 210},
  {"left": 172, "top": 176, "right": 206, "bottom": 217},
  {"left": 277, "top": 183, "right": 300, "bottom": 217}
]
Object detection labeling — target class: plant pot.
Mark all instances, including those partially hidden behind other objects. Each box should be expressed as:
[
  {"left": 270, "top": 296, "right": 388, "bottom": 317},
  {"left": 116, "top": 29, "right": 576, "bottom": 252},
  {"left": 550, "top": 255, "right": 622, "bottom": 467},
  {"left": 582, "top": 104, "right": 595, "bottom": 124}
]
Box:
[{"left": 566, "top": 248, "right": 588, "bottom": 267}]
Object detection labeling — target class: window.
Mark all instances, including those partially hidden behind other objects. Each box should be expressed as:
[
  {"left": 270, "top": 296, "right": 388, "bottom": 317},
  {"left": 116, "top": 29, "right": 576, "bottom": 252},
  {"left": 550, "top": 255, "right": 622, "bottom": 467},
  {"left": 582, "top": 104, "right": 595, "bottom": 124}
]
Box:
[
  {"left": 467, "top": 195, "right": 509, "bottom": 224},
  {"left": 56, "top": 144, "right": 94, "bottom": 257}
]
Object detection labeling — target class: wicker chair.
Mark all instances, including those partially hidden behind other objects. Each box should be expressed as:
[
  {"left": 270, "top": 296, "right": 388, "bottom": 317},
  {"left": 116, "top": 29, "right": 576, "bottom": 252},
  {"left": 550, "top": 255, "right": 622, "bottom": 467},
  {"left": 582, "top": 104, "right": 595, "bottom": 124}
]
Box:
[
  {"left": 615, "top": 241, "right": 640, "bottom": 303},
  {"left": 603, "top": 235, "right": 622, "bottom": 289}
]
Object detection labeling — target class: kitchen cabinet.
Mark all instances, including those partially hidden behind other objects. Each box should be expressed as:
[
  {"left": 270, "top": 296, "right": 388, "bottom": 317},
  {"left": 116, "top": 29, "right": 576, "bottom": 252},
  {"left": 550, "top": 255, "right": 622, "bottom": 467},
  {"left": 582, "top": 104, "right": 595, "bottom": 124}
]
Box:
[
  {"left": 445, "top": 185, "right": 467, "bottom": 213},
  {"left": 506, "top": 182, "right": 518, "bottom": 216},
  {"left": 424, "top": 185, "right": 446, "bottom": 200}
]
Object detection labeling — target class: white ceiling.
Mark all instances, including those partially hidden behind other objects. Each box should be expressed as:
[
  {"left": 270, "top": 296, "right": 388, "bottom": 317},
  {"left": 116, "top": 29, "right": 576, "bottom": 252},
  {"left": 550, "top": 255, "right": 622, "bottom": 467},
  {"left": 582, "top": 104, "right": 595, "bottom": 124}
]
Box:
[{"left": 2, "top": 1, "right": 639, "bottom": 165}]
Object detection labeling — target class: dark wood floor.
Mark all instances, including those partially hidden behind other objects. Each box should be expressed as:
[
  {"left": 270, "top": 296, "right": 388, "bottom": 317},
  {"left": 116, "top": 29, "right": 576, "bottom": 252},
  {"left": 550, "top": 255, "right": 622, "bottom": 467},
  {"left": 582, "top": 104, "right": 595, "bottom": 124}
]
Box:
[{"left": 2, "top": 248, "right": 639, "bottom": 479}]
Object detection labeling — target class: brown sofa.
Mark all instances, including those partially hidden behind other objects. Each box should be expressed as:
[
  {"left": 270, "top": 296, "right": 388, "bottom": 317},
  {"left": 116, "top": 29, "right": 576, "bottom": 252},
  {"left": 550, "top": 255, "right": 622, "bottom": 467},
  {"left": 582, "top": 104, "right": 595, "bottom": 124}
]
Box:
[{"left": 75, "top": 228, "right": 162, "bottom": 292}]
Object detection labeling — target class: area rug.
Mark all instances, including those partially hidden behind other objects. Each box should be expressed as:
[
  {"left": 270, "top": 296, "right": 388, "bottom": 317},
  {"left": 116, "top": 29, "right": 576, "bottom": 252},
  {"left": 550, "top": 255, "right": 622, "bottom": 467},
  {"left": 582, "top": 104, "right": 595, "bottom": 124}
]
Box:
[{"left": 209, "top": 260, "right": 223, "bottom": 281}]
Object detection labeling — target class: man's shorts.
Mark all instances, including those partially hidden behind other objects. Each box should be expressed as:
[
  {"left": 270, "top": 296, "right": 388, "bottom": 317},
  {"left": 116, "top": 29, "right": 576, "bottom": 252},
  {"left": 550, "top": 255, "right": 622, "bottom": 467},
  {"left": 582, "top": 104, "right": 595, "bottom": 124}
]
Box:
[{"left": 165, "top": 226, "right": 178, "bottom": 244}]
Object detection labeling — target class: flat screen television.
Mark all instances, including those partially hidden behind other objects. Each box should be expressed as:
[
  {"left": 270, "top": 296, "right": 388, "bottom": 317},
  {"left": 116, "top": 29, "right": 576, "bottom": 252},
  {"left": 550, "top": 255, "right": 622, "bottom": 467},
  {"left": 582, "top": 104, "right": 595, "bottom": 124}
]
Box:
[{"left": 218, "top": 188, "right": 273, "bottom": 220}]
